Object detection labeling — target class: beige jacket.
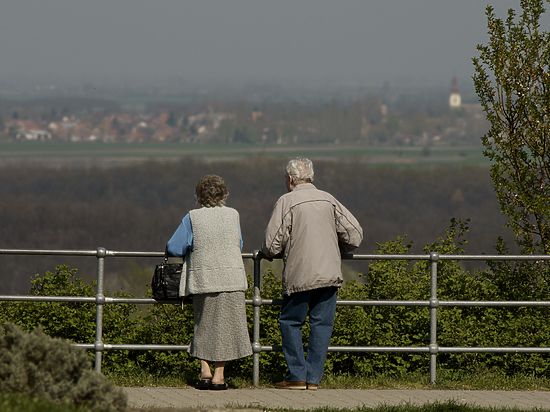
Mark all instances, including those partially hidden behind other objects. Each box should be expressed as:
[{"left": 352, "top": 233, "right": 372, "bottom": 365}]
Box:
[{"left": 261, "top": 183, "right": 363, "bottom": 295}]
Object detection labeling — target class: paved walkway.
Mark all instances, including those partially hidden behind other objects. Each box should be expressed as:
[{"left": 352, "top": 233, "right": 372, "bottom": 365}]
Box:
[{"left": 123, "top": 387, "right": 550, "bottom": 410}]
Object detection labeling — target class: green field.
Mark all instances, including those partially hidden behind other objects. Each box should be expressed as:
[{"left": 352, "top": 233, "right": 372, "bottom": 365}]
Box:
[{"left": 0, "top": 141, "right": 489, "bottom": 167}]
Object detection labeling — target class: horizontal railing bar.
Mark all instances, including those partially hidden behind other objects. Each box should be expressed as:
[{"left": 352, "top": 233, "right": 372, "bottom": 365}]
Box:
[
  {"left": 257, "top": 346, "right": 550, "bottom": 354},
  {"left": 106, "top": 251, "right": 165, "bottom": 258},
  {"left": 0, "top": 297, "right": 423, "bottom": 307},
  {"left": 75, "top": 344, "right": 190, "bottom": 351},
  {"left": 1, "top": 249, "right": 548, "bottom": 262},
  {"left": 4, "top": 296, "right": 547, "bottom": 308},
  {"left": 258, "top": 345, "right": 430, "bottom": 353},
  {"left": 262, "top": 300, "right": 549, "bottom": 307},
  {"left": 73, "top": 343, "right": 550, "bottom": 354},
  {"left": 328, "top": 346, "right": 429, "bottom": 352},
  {"left": 440, "top": 255, "right": 550, "bottom": 261},
  {"left": 0, "top": 249, "right": 255, "bottom": 259},
  {"left": 439, "top": 301, "right": 550, "bottom": 307},
  {"left": 336, "top": 300, "right": 429, "bottom": 306},
  {"left": 344, "top": 254, "right": 550, "bottom": 261},
  {"left": 106, "top": 297, "right": 185, "bottom": 304},
  {"left": 260, "top": 299, "right": 430, "bottom": 307},
  {"left": 0, "top": 295, "right": 96, "bottom": 302},
  {"left": 0, "top": 248, "right": 98, "bottom": 256},
  {"left": 343, "top": 254, "right": 430, "bottom": 260},
  {"left": 440, "top": 347, "right": 550, "bottom": 353}
]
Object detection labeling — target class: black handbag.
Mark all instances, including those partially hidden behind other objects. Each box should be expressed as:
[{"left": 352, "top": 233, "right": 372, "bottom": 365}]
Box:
[{"left": 151, "top": 257, "right": 183, "bottom": 300}]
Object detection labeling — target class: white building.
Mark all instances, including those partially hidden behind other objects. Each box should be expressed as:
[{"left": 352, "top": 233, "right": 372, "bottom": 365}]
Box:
[{"left": 449, "top": 76, "right": 462, "bottom": 109}]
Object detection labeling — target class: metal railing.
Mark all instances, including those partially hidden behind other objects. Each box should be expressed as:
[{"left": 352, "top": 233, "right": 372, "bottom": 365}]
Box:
[{"left": 0, "top": 248, "right": 549, "bottom": 386}]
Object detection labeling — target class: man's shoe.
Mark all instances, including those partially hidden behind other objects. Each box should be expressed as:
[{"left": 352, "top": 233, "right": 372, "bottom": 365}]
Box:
[
  {"left": 274, "top": 380, "right": 306, "bottom": 390},
  {"left": 306, "top": 383, "right": 319, "bottom": 390}
]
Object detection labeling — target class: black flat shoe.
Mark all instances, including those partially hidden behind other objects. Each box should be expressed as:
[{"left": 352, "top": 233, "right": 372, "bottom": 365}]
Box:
[
  {"left": 195, "top": 378, "right": 211, "bottom": 390},
  {"left": 209, "top": 382, "right": 228, "bottom": 390}
]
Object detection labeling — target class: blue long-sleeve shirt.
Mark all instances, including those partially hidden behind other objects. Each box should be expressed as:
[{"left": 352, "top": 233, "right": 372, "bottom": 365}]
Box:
[
  {"left": 166, "top": 213, "right": 194, "bottom": 257},
  {"left": 166, "top": 212, "right": 244, "bottom": 257}
]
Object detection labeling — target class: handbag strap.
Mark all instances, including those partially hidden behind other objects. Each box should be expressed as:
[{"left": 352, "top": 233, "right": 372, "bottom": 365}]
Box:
[
  {"left": 164, "top": 246, "right": 184, "bottom": 264},
  {"left": 166, "top": 256, "right": 184, "bottom": 264}
]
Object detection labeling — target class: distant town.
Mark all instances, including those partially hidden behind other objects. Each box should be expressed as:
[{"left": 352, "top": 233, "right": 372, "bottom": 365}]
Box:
[{"left": 0, "top": 78, "right": 487, "bottom": 147}]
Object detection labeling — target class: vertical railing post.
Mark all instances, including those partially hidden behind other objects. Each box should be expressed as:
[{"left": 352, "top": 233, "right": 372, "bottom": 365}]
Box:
[
  {"left": 94, "top": 247, "right": 106, "bottom": 373},
  {"left": 252, "top": 250, "right": 262, "bottom": 387},
  {"left": 429, "top": 252, "right": 439, "bottom": 384}
]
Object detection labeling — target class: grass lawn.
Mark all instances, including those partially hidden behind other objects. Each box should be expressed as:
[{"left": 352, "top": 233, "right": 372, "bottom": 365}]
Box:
[
  {"left": 109, "top": 369, "right": 550, "bottom": 391},
  {"left": 0, "top": 141, "right": 489, "bottom": 168}
]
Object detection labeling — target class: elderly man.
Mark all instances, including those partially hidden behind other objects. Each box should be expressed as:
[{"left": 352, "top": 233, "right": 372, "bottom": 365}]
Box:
[{"left": 261, "top": 158, "right": 363, "bottom": 390}]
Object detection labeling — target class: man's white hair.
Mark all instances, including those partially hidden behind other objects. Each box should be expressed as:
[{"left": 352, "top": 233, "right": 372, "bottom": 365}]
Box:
[{"left": 286, "top": 158, "right": 314, "bottom": 183}]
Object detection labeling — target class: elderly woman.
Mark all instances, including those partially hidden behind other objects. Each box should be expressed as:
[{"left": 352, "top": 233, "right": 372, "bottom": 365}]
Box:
[{"left": 166, "top": 174, "right": 252, "bottom": 390}]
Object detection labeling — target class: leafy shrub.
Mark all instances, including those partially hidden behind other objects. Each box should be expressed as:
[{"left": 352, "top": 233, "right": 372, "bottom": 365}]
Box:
[
  {"left": 327, "top": 220, "right": 550, "bottom": 379},
  {"left": 242, "top": 219, "right": 550, "bottom": 380},
  {"left": 231, "top": 271, "right": 286, "bottom": 381},
  {"left": 0, "top": 264, "right": 140, "bottom": 375},
  {"left": 0, "top": 322, "right": 127, "bottom": 412},
  {"left": 1, "top": 219, "right": 548, "bottom": 383},
  {"left": 2, "top": 265, "right": 97, "bottom": 343},
  {"left": 131, "top": 299, "right": 197, "bottom": 380}
]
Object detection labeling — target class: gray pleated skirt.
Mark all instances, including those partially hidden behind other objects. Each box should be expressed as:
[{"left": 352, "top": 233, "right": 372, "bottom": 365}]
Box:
[{"left": 190, "top": 291, "right": 253, "bottom": 362}]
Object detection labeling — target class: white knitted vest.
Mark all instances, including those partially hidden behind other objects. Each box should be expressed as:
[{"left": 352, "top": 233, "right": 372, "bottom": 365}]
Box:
[{"left": 184, "top": 206, "right": 247, "bottom": 295}]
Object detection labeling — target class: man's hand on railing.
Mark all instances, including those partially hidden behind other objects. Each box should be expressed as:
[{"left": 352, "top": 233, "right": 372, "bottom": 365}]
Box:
[
  {"left": 257, "top": 250, "right": 283, "bottom": 262},
  {"left": 339, "top": 242, "right": 357, "bottom": 256},
  {"left": 256, "top": 250, "right": 272, "bottom": 261}
]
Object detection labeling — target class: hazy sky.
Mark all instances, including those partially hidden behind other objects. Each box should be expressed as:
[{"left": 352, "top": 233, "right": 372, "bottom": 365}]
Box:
[{"left": 1, "top": 0, "right": 547, "bottom": 88}]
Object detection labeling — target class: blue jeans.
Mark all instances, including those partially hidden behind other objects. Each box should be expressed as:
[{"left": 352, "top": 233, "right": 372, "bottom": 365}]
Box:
[{"left": 279, "top": 287, "right": 338, "bottom": 384}]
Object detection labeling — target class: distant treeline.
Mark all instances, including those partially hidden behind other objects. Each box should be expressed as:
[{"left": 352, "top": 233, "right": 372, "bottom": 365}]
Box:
[{"left": 0, "top": 158, "right": 515, "bottom": 294}]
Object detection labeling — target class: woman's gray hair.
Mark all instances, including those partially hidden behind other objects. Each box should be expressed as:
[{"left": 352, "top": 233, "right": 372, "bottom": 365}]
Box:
[
  {"left": 286, "top": 158, "right": 314, "bottom": 184},
  {"left": 195, "top": 174, "right": 229, "bottom": 207}
]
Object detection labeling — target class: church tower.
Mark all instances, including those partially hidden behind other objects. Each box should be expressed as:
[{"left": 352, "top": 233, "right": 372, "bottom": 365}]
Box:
[{"left": 449, "top": 76, "right": 462, "bottom": 109}]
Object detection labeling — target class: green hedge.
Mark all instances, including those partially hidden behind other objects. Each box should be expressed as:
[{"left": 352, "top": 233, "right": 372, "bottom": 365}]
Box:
[{"left": 1, "top": 221, "right": 548, "bottom": 382}]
